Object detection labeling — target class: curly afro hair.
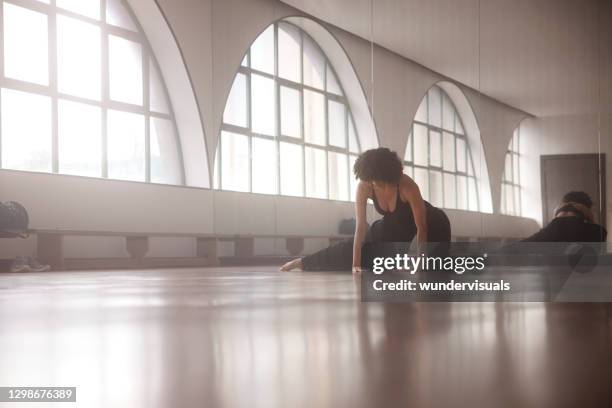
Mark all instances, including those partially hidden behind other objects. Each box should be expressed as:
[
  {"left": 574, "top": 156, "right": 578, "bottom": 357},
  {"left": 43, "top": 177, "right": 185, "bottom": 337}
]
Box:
[
  {"left": 562, "top": 191, "right": 593, "bottom": 209},
  {"left": 353, "top": 147, "right": 403, "bottom": 184}
]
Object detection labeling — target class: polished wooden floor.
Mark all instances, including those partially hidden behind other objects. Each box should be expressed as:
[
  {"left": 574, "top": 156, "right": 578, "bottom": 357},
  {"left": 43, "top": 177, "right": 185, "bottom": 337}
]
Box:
[{"left": 1, "top": 267, "right": 612, "bottom": 408}]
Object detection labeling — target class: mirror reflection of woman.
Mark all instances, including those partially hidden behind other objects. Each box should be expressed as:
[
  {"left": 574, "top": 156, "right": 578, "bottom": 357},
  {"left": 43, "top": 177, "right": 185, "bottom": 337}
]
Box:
[
  {"left": 521, "top": 191, "right": 607, "bottom": 242},
  {"left": 281, "top": 148, "right": 451, "bottom": 273}
]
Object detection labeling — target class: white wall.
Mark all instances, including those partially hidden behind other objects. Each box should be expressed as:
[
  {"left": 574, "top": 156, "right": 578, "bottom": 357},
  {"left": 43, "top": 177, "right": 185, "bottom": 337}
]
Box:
[{"left": 2, "top": 0, "right": 560, "bottom": 260}]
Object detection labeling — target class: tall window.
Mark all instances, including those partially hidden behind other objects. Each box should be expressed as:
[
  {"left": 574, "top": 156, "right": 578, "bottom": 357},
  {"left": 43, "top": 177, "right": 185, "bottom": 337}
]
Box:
[
  {"left": 0, "top": 0, "right": 183, "bottom": 185},
  {"left": 404, "top": 85, "right": 479, "bottom": 211},
  {"left": 501, "top": 127, "right": 521, "bottom": 215},
  {"left": 215, "top": 22, "right": 362, "bottom": 201}
]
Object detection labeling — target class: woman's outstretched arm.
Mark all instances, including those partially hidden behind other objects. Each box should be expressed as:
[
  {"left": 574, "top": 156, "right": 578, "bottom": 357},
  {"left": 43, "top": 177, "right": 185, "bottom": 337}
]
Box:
[{"left": 352, "top": 181, "right": 369, "bottom": 273}]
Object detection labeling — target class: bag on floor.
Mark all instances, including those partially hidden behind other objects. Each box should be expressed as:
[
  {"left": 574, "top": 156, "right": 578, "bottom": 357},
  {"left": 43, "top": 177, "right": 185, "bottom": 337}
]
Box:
[{"left": 0, "top": 201, "right": 29, "bottom": 236}]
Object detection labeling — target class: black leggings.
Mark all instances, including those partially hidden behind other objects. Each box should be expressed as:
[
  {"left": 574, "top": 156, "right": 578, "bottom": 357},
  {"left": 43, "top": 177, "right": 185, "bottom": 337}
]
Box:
[{"left": 302, "top": 207, "right": 451, "bottom": 271}]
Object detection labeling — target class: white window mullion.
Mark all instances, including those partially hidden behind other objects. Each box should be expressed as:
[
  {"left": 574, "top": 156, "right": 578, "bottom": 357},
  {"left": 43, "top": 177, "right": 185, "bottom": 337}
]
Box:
[
  {"left": 299, "top": 29, "right": 306, "bottom": 197},
  {"left": 246, "top": 72, "right": 253, "bottom": 193},
  {"left": 101, "top": 0, "right": 109, "bottom": 178},
  {"left": 49, "top": 2, "right": 58, "bottom": 173},
  {"left": 143, "top": 47, "right": 150, "bottom": 182},
  {"left": 274, "top": 23, "right": 281, "bottom": 195},
  {"left": 4, "top": 0, "right": 50, "bottom": 14}
]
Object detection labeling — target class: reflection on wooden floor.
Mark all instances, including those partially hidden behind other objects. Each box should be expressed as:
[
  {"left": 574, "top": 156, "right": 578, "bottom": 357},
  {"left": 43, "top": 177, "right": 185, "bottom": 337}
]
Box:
[{"left": 1, "top": 267, "right": 611, "bottom": 408}]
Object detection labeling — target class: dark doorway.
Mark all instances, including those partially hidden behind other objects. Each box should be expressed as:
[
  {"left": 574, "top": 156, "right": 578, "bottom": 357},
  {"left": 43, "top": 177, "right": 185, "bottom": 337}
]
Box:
[{"left": 540, "top": 154, "right": 606, "bottom": 226}]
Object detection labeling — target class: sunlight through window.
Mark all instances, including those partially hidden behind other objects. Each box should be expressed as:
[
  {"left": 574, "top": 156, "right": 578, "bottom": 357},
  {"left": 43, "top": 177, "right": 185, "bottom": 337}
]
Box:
[
  {"left": 216, "top": 22, "right": 361, "bottom": 200},
  {"left": 0, "top": 0, "right": 183, "bottom": 185},
  {"left": 404, "top": 86, "right": 480, "bottom": 211}
]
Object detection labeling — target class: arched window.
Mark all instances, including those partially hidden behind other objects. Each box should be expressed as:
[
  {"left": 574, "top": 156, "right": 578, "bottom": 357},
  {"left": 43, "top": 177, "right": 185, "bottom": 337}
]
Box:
[
  {"left": 404, "top": 85, "right": 479, "bottom": 211},
  {"left": 0, "top": 0, "right": 183, "bottom": 185},
  {"left": 501, "top": 127, "right": 521, "bottom": 216},
  {"left": 215, "top": 21, "right": 362, "bottom": 201}
]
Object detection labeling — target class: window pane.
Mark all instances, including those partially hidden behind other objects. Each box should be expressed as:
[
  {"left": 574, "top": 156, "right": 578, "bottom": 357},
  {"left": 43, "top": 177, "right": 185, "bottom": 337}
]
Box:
[
  {"left": 57, "top": 15, "right": 101, "bottom": 100},
  {"left": 457, "top": 175, "right": 468, "bottom": 210},
  {"left": 429, "top": 171, "right": 443, "bottom": 207},
  {"left": 106, "top": 0, "right": 138, "bottom": 32},
  {"left": 150, "top": 117, "right": 181, "bottom": 185},
  {"left": 303, "top": 89, "right": 325, "bottom": 145},
  {"left": 428, "top": 87, "right": 442, "bottom": 128},
  {"left": 213, "top": 146, "right": 220, "bottom": 189},
  {"left": 468, "top": 177, "right": 478, "bottom": 211},
  {"left": 429, "top": 130, "right": 441, "bottom": 167},
  {"left": 443, "top": 173, "right": 456, "bottom": 209},
  {"left": 252, "top": 137, "right": 277, "bottom": 194},
  {"left": 442, "top": 93, "right": 454, "bottom": 131},
  {"left": 415, "top": 98, "right": 427, "bottom": 123},
  {"left": 107, "top": 110, "right": 145, "bottom": 181},
  {"left": 456, "top": 137, "right": 466, "bottom": 172},
  {"left": 221, "top": 131, "right": 249, "bottom": 192},
  {"left": 1, "top": 89, "right": 51, "bottom": 172},
  {"left": 150, "top": 60, "right": 170, "bottom": 114},
  {"left": 414, "top": 168, "right": 429, "bottom": 201},
  {"left": 348, "top": 119, "right": 359, "bottom": 153},
  {"left": 57, "top": 0, "right": 100, "bottom": 20},
  {"left": 278, "top": 22, "right": 301, "bottom": 82},
  {"left": 513, "top": 131, "right": 520, "bottom": 152},
  {"left": 250, "top": 25, "right": 274, "bottom": 74},
  {"left": 280, "top": 86, "right": 301, "bottom": 138},
  {"left": 224, "top": 73, "right": 248, "bottom": 127},
  {"left": 303, "top": 36, "right": 324, "bottom": 89},
  {"left": 513, "top": 154, "right": 520, "bottom": 183},
  {"left": 328, "top": 100, "right": 347, "bottom": 148},
  {"left": 3, "top": 4, "right": 48, "bottom": 85},
  {"left": 514, "top": 186, "right": 521, "bottom": 215},
  {"left": 504, "top": 184, "right": 514, "bottom": 215},
  {"left": 349, "top": 155, "right": 358, "bottom": 201},
  {"left": 326, "top": 66, "right": 342, "bottom": 95},
  {"left": 58, "top": 100, "right": 101, "bottom": 177},
  {"left": 305, "top": 147, "right": 327, "bottom": 199},
  {"left": 501, "top": 184, "right": 506, "bottom": 214},
  {"left": 328, "top": 152, "right": 348, "bottom": 201},
  {"left": 109, "top": 35, "right": 143, "bottom": 106},
  {"left": 413, "top": 124, "right": 428, "bottom": 166},
  {"left": 280, "top": 142, "right": 303, "bottom": 196},
  {"left": 251, "top": 74, "right": 276, "bottom": 136},
  {"left": 443, "top": 132, "right": 455, "bottom": 171},
  {"left": 405, "top": 133, "right": 413, "bottom": 162},
  {"left": 504, "top": 153, "right": 512, "bottom": 182}
]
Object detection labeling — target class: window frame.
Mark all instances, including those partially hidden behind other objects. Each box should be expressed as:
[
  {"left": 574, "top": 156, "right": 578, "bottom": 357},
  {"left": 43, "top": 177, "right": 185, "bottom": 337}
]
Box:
[
  {"left": 501, "top": 126, "right": 522, "bottom": 216},
  {"left": 404, "top": 85, "right": 480, "bottom": 211},
  {"left": 0, "top": 0, "right": 185, "bottom": 185},
  {"left": 216, "top": 21, "right": 362, "bottom": 201}
]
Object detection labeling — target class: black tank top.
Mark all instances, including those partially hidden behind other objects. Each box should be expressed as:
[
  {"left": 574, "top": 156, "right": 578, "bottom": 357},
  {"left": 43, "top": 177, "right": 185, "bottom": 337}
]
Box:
[{"left": 370, "top": 187, "right": 434, "bottom": 241}]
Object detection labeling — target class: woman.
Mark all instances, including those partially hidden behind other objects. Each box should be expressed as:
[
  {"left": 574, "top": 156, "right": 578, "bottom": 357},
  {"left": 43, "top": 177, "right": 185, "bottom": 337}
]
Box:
[
  {"left": 521, "top": 191, "right": 607, "bottom": 242},
  {"left": 280, "top": 147, "right": 451, "bottom": 273}
]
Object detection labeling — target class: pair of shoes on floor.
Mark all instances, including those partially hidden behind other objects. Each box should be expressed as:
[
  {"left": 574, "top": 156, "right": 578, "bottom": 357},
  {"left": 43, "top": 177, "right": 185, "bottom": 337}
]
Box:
[{"left": 10, "top": 256, "right": 51, "bottom": 273}]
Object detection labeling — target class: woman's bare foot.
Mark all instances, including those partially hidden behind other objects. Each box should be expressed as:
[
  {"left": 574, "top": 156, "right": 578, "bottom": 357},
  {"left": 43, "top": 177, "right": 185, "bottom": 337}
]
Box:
[{"left": 280, "top": 258, "right": 303, "bottom": 272}]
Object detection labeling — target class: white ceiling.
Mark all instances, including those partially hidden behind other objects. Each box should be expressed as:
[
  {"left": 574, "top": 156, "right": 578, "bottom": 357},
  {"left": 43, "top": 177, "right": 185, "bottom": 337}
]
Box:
[{"left": 280, "top": 0, "right": 610, "bottom": 117}]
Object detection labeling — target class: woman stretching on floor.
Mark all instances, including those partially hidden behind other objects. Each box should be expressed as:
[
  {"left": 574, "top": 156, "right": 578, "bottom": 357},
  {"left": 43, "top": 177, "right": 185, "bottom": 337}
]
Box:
[{"left": 280, "top": 147, "right": 451, "bottom": 273}]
